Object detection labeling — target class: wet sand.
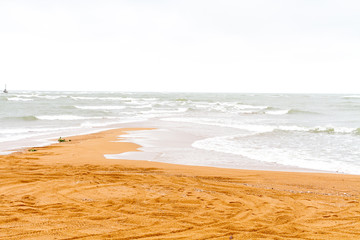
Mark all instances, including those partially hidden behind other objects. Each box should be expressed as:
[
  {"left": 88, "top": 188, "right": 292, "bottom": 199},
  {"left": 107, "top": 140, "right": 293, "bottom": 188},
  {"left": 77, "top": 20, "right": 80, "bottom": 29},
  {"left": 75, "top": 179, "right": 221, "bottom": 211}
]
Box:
[{"left": 0, "top": 128, "right": 359, "bottom": 239}]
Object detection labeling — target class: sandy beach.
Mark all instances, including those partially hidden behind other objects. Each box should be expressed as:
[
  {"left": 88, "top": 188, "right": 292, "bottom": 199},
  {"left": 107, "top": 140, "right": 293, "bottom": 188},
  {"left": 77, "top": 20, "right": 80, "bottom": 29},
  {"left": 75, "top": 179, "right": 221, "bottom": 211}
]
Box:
[{"left": 0, "top": 128, "right": 359, "bottom": 239}]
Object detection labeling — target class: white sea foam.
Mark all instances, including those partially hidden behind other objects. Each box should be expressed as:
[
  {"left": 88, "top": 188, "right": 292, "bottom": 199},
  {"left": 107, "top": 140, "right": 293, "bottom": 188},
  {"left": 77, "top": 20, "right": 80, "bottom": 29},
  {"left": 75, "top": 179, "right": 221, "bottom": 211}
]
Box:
[
  {"left": 0, "top": 127, "right": 74, "bottom": 134},
  {"left": 0, "top": 150, "right": 17, "bottom": 155},
  {"left": 342, "top": 95, "right": 360, "bottom": 99},
  {"left": 14, "top": 94, "right": 66, "bottom": 100},
  {"left": 71, "top": 96, "right": 100, "bottom": 100},
  {"left": 127, "top": 104, "right": 153, "bottom": 108},
  {"left": 192, "top": 134, "right": 360, "bottom": 174},
  {"left": 141, "top": 108, "right": 188, "bottom": 115},
  {"left": 235, "top": 104, "right": 268, "bottom": 110},
  {"left": 36, "top": 115, "right": 103, "bottom": 120},
  {"left": 237, "top": 110, "right": 259, "bottom": 114},
  {"left": 0, "top": 126, "right": 78, "bottom": 143},
  {"left": 35, "top": 95, "right": 66, "bottom": 99},
  {"left": 75, "top": 105, "right": 127, "bottom": 110},
  {"left": 15, "top": 94, "right": 39, "bottom": 98},
  {"left": 191, "top": 102, "right": 268, "bottom": 113},
  {"left": 71, "top": 96, "right": 127, "bottom": 101},
  {"left": 265, "top": 109, "right": 290, "bottom": 115},
  {"left": 162, "top": 117, "right": 359, "bottom": 135},
  {"left": 7, "top": 97, "right": 33, "bottom": 101},
  {"left": 1, "top": 128, "right": 37, "bottom": 134},
  {"left": 10, "top": 94, "right": 67, "bottom": 101}
]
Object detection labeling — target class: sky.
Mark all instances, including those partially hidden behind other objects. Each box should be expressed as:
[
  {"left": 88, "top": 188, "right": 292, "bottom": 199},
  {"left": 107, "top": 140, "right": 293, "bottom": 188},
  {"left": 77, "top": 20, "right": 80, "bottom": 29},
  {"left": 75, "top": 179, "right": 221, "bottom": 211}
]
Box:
[{"left": 0, "top": 0, "right": 360, "bottom": 93}]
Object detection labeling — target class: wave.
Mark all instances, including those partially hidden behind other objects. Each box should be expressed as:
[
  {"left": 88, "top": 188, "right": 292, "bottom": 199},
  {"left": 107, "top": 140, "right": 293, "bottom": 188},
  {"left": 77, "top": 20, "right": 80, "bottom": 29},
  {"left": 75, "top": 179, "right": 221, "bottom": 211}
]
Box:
[
  {"left": 189, "top": 103, "right": 317, "bottom": 116},
  {"left": 288, "top": 109, "right": 319, "bottom": 115},
  {"left": 192, "top": 135, "right": 360, "bottom": 174},
  {"left": 342, "top": 95, "right": 360, "bottom": 99},
  {"left": 140, "top": 98, "right": 159, "bottom": 101},
  {"left": 74, "top": 105, "right": 127, "bottom": 110},
  {"left": 162, "top": 117, "right": 359, "bottom": 135},
  {"left": 258, "top": 125, "right": 359, "bottom": 135},
  {"left": 0, "top": 126, "right": 76, "bottom": 134},
  {"left": 71, "top": 96, "right": 130, "bottom": 101},
  {"left": 235, "top": 104, "right": 268, "bottom": 110},
  {"left": 7, "top": 97, "right": 33, "bottom": 102},
  {"left": 309, "top": 126, "right": 360, "bottom": 134},
  {"left": 35, "top": 95, "right": 67, "bottom": 100},
  {"left": 14, "top": 94, "right": 38, "bottom": 98},
  {"left": 175, "top": 98, "right": 189, "bottom": 102},
  {"left": 36, "top": 115, "right": 103, "bottom": 121},
  {"left": 13, "top": 94, "right": 67, "bottom": 100},
  {"left": 35, "top": 115, "right": 138, "bottom": 121},
  {"left": 141, "top": 108, "right": 188, "bottom": 115},
  {"left": 264, "top": 109, "right": 318, "bottom": 115},
  {"left": 354, "top": 128, "right": 360, "bottom": 135},
  {"left": 265, "top": 109, "right": 290, "bottom": 115},
  {"left": 186, "top": 104, "right": 319, "bottom": 115},
  {"left": 4, "top": 94, "right": 65, "bottom": 101},
  {"left": 190, "top": 102, "right": 268, "bottom": 114},
  {"left": 237, "top": 110, "right": 259, "bottom": 114},
  {"left": 310, "top": 127, "right": 335, "bottom": 134},
  {"left": 71, "top": 96, "right": 100, "bottom": 100},
  {"left": 3, "top": 116, "right": 39, "bottom": 121}
]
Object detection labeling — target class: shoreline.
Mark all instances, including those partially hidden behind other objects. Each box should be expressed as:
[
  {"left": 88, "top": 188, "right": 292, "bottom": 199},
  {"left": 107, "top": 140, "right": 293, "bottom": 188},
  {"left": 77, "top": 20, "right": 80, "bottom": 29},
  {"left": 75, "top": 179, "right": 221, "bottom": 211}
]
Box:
[
  {"left": 1, "top": 128, "right": 359, "bottom": 239},
  {"left": 117, "top": 120, "right": 340, "bottom": 174}
]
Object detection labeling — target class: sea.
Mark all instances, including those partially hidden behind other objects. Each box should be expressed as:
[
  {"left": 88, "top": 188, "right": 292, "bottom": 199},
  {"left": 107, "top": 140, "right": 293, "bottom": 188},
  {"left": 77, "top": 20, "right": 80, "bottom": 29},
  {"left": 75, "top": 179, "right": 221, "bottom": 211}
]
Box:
[{"left": 1, "top": 91, "right": 359, "bottom": 175}]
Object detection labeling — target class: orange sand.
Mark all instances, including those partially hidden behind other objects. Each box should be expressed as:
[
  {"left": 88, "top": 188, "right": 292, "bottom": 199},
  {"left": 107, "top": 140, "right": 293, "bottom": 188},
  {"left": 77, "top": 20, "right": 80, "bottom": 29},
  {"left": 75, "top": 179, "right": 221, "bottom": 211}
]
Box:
[{"left": 0, "top": 128, "right": 359, "bottom": 239}]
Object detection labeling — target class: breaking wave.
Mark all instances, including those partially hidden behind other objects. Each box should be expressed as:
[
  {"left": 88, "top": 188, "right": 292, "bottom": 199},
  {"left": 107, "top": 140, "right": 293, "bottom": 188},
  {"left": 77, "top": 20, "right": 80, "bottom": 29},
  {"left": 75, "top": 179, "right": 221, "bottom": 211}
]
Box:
[
  {"left": 162, "top": 117, "right": 359, "bottom": 135},
  {"left": 3, "top": 116, "right": 39, "bottom": 121},
  {"left": 74, "top": 105, "right": 127, "bottom": 110},
  {"left": 36, "top": 115, "right": 103, "bottom": 121}
]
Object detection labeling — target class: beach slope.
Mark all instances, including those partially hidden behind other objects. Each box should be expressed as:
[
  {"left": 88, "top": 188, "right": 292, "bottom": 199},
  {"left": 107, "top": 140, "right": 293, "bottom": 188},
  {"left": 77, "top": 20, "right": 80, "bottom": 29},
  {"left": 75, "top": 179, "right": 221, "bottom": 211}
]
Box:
[{"left": 0, "top": 128, "right": 359, "bottom": 239}]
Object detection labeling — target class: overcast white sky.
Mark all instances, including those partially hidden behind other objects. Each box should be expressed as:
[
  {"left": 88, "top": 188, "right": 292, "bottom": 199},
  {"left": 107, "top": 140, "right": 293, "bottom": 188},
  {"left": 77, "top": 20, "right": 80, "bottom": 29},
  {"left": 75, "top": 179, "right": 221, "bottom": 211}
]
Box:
[{"left": 1, "top": 0, "right": 359, "bottom": 93}]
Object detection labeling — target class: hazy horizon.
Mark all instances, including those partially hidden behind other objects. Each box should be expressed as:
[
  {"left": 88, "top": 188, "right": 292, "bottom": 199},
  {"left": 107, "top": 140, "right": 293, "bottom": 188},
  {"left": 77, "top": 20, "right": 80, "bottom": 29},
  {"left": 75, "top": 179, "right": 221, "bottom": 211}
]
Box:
[{"left": 3, "top": 88, "right": 359, "bottom": 95}]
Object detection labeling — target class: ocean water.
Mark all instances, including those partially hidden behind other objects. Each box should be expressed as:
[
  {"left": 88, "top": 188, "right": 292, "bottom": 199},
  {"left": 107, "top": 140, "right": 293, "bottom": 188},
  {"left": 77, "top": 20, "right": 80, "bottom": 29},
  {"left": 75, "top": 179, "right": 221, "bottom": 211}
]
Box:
[{"left": 1, "top": 91, "right": 360, "bottom": 174}]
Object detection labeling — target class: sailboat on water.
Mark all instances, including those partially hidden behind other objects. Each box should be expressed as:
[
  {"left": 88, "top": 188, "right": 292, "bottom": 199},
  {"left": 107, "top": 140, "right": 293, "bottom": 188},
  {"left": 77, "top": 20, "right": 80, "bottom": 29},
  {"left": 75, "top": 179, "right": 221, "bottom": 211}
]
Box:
[{"left": 3, "top": 84, "right": 8, "bottom": 93}]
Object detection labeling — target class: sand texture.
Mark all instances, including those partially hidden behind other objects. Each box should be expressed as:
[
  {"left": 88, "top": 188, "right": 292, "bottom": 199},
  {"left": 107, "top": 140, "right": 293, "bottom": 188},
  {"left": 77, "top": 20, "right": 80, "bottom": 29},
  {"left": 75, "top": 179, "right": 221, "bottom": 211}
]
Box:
[{"left": 0, "top": 128, "right": 359, "bottom": 239}]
